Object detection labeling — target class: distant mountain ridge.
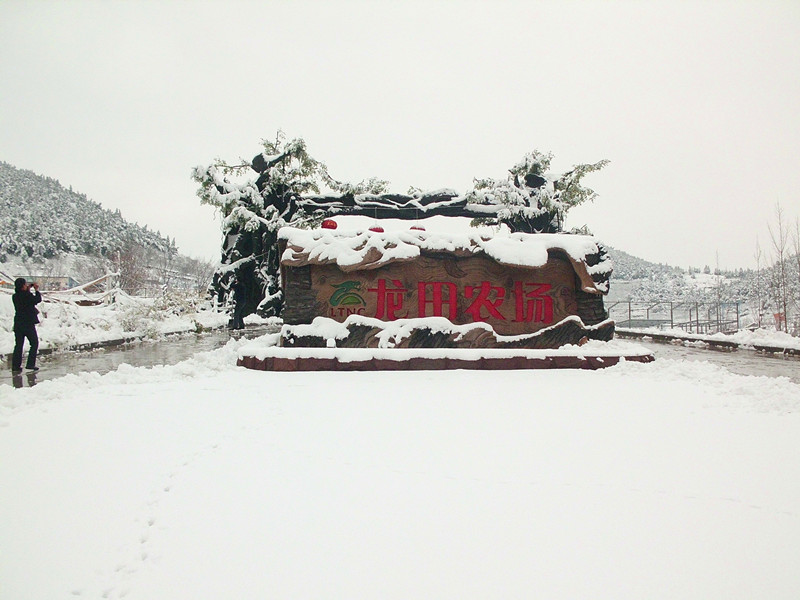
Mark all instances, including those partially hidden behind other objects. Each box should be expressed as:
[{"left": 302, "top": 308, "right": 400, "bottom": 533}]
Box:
[
  {"left": 0, "top": 161, "right": 174, "bottom": 262},
  {"left": 603, "top": 245, "right": 682, "bottom": 280}
]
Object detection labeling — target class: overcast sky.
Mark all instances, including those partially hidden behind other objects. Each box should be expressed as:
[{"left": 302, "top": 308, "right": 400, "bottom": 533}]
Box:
[{"left": 1, "top": 0, "right": 798, "bottom": 269}]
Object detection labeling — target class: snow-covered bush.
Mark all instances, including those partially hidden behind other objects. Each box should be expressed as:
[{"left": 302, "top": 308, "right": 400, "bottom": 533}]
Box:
[
  {"left": 152, "top": 289, "right": 205, "bottom": 316},
  {"left": 117, "top": 301, "right": 158, "bottom": 334}
]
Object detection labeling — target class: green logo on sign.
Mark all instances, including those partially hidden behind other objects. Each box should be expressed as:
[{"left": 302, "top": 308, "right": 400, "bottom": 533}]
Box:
[{"left": 330, "top": 281, "right": 366, "bottom": 306}]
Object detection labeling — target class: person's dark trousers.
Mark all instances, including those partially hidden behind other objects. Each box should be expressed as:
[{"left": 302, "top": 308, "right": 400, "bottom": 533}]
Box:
[
  {"left": 232, "top": 306, "right": 245, "bottom": 330},
  {"left": 12, "top": 325, "right": 38, "bottom": 370}
]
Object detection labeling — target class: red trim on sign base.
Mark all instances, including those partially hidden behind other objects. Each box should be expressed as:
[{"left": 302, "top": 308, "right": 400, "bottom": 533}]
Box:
[{"left": 237, "top": 353, "right": 654, "bottom": 372}]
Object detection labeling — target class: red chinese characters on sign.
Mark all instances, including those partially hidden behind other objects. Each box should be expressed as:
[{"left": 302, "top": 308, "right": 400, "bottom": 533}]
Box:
[
  {"left": 418, "top": 282, "right": 458, "bottom": 320},
  {"left": 368, "top": 279, "right": 408, "bottom": 320},
  {"left": 366, "top": 278, "right": 555, "bottom": 324},
  {"left": 464, "top": 281, "right": 505, "bottom": 321},
  {"left": 513, "top": 282, "right": 553, "bottom": 323}
]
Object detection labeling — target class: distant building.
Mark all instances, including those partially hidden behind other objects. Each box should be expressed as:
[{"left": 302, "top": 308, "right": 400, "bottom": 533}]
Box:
[{"left": 12, "top": 275, "right": 80, "bottom": 291}]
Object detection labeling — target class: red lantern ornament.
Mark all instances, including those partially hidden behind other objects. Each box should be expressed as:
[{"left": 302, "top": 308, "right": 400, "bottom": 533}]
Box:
[
  {"left": 410, "top": 225, "right": 426, "bottom": 231},
  {"left": 321, "top": 219, "right": 338, "bottom": 230},
  {"left": 369, "top": 226, "right": 385, "bottom": 232}
]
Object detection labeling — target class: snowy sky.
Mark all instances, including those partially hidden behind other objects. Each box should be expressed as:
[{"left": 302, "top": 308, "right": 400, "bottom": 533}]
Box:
[{"left": 1, "top": 0, "right": 798, "bottom": 270}]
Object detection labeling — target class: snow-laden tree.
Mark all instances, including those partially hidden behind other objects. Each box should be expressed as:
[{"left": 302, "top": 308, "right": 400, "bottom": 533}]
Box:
[
  {"left": 193, "top": 132, "right": 387, "bottom": 318},
  {"left": 466, "top": 150, "right": 609, "bottom": 233}
]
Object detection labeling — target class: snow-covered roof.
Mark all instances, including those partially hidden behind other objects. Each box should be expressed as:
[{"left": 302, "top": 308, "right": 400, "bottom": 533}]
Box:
[{"left": 278, "top": 227, "right": 613, "bottom": 294}]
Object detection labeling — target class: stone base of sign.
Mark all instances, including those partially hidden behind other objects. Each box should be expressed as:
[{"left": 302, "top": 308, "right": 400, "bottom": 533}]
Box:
[
  {"left": 236, "top": 349, "right": 654, "bottom": 372},
  {"left": 281, "top": 316, "right": 615, "bottom": 350}
]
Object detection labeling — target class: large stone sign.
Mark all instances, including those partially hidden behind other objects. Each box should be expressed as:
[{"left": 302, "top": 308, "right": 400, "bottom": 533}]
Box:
[{"left": 278, "top": 227, "right": 613, "bottom": 349}]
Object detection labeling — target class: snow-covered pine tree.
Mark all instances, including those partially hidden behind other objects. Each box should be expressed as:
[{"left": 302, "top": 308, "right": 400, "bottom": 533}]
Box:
[
  {"left": 193, "top": 132, "right": 388, "bottom": 318},
  {"left": 466, "top": 150, "right": 609, "bottom": 233}
]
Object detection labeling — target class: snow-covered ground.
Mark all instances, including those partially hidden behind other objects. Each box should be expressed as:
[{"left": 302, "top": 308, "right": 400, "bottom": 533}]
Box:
[
  {"left": 1, "top": 335, "right": 799, "bottom": 599},
  {"left": 620, "top": 325, "right": 800, "bottom": 351}
]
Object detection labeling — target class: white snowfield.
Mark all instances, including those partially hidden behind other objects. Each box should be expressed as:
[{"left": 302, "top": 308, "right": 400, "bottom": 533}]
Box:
[{"left": 1, "top": 334, "right": 799, "bottom": 600}]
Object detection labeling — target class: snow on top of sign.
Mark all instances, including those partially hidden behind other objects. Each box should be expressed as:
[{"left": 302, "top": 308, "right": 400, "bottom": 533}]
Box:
[{"left": 279, "top": 226, "right": 612, "bottom": 290}]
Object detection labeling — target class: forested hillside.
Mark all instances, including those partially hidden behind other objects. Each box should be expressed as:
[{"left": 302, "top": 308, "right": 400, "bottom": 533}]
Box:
[
  {"left": 605, "top": 244, "right": 799, "bottom": 331},
  {"left": 604, "top": 246, "right": 682, "bottom": 280},
  {"left": 0, "top": 161, "right": 216, "bottom": 295},
  {"left": 0, "top": 161, "right": 174, "bottom": 262}
]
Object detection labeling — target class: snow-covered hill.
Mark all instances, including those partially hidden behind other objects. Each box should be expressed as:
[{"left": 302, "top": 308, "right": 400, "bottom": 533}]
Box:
[
  {"left": 604, "top": 246, "right": 681, "bottom": 281},
  {"left": 0, "top": 161, "right": 174, "bottom": 262},
  {"left": 606, "top": 245, "right": 798, "bottom": 322},
  {"left": 0, "top": 161, "right": 216, "bottom": 293}
]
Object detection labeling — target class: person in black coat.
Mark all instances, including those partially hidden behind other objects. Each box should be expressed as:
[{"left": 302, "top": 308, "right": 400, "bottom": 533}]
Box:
[
  {"left": 230, "top": 278, "right": 246, "bottom": 330},
  {"left": 12, "top": 277, "right": 42, "bottom": 373}
]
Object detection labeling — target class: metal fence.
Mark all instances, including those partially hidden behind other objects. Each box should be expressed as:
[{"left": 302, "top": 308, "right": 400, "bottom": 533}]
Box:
[{"left": 607, "top": 301, "right": 742, "bottom": 334}]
